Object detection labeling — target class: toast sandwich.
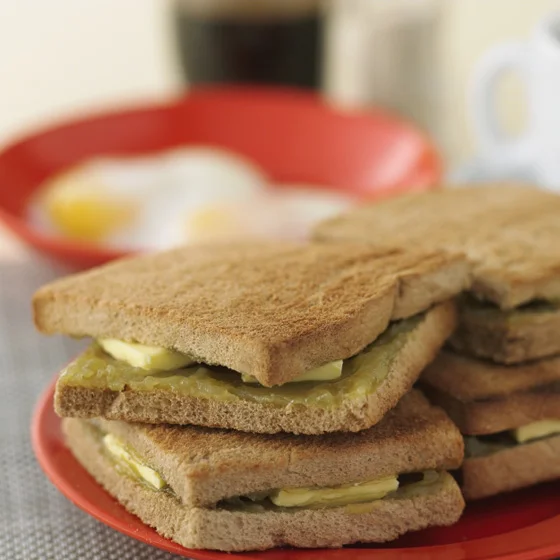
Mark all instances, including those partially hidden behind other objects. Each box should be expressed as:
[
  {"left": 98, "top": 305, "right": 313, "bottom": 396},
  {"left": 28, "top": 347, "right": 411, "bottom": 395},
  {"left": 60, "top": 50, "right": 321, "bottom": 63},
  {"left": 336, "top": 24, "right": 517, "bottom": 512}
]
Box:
[
  {"left": 315, "top": 185, "right": 560, "bottom": 364},
  {"left": 63, "top": 390, "right": 465, "bottom": 551},
  {"left": 34, "top": 241, "right": 468, "bottom": 434},
  {"left": 422, "top": 351, "right": 560, "bottom": 500}
]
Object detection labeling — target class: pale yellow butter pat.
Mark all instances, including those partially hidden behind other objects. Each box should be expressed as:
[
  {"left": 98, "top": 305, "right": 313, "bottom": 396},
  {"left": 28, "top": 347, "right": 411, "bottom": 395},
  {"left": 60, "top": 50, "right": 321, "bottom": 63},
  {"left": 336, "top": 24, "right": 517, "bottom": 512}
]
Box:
[
  {"left": 99, "top": 339, "right": 194, "bottom": 371},
  {"left": 103, "top": 434, "right": 166, "bottom": 490},
  {"left": 269, "top": 475, "right": 398, "bottom": 508},
  {"left": 513, "top": 420, "right": 560, "bottom": 443},
  {"left": 241, "top": 360, "right": 344, "bottom": 385}
]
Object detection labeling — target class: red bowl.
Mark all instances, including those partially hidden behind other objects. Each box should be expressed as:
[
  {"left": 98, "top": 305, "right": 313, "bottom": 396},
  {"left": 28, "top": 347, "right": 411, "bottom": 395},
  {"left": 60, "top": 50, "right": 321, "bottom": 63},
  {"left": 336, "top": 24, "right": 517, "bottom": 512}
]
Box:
[{"left": 0, "top": 87, "right": 442, "bottom": 268}]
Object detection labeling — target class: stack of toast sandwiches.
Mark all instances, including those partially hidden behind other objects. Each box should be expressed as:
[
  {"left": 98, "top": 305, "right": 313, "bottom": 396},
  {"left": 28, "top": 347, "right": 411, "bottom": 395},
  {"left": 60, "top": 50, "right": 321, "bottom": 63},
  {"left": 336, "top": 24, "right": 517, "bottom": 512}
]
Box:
[
  {"left": 316, "top": 184, "right": 560, "bottom": 501},
  {"left": 34, "top": 243, "right": 469, "bottom": 551},
  {"left": 32, "top": 184, "right": 560, "bottom": 552}
]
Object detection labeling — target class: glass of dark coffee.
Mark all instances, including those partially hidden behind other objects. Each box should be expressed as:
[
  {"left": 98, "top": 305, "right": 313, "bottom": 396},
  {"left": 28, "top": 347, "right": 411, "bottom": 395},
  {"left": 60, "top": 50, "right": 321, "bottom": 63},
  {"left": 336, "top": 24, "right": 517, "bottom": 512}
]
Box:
[{"left": 172, "top": 0, "right": 321, "bottom": 89}]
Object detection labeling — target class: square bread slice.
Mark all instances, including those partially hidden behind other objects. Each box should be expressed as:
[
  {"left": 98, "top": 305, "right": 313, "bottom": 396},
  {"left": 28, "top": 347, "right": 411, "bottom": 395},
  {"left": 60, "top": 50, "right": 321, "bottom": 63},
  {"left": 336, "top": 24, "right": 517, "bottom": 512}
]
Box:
[
  {"left": 450, "top": 298, "right": 560, "bottom": 364},
  {"left": 461, "top": 435, "right": 560, "bottom": 500},
  {"left": 33, "top": 242, "right": 469, "bottom": 387},
  {"left": 421, "top": 350, "right": 560, "bottom": 435},
  {"left": 54, "top": 301, "right": 456, "bottom": 434},
  {"left": 62, "top": 390, "right": 465, "bottom": 551},
  {"left": 314, "top": 185, "right": 560, "bottom": 310},
  {"left": 421, "top": 351, "right": 560, "bottom": 500}
]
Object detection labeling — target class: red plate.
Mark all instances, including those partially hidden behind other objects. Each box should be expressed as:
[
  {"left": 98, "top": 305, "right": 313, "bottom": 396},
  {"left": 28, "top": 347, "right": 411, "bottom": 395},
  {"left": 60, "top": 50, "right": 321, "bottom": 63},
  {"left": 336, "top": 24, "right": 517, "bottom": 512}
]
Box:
[
  {"left": 33, "top": 380, "right": 560, "bottom": 560},
  {"left": 0, "top": 86, "right": 441, "bottom": 268}
]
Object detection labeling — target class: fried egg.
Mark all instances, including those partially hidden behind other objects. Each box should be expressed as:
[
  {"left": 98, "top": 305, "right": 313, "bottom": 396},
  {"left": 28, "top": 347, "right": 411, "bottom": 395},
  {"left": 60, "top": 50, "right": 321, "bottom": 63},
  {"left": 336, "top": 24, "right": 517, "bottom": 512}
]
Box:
[
  {"left": 29, "top": 148, "right": 353, "bottom": 249},
  {"left": 29, "top": 147, "right": 268, "bottom": 249}
]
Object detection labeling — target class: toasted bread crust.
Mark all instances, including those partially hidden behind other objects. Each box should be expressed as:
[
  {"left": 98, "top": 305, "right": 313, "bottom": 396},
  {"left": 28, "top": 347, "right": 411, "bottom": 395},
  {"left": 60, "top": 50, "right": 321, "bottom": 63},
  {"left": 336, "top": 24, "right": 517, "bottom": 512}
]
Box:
[
  {"left": 33, "top": 241, "right": 469, "bottom": 386},
  {"left": 55, "top": 302, "right": 457, "bottom": 434},
  {"left": 61, "top": 390, "right": 463, "bottom": 508},
  {"left": 422, "top": 384, "right": 560, "bottom": 435},
  {"left": 421, "top": 351, "right": 560, "bottom": 434},
  {"left": 63, "top": 417, "right": 465, "bottom": 551},
  {"left": 423, "top": 350, "right": 560, "bottom": 402},
  {"left": 314, "top": 185, "right": 560, "bottom": 309},
  {"left": 450, "top": 303, "right": 560, "bottom": 364},
  {"left": 461, "top": 435, "right": 560, "bottom": 500}
]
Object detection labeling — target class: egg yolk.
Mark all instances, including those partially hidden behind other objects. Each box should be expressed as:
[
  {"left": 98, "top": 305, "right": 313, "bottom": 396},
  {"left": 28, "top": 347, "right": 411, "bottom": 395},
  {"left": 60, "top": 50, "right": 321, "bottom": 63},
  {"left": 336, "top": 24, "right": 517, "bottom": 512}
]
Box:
[
  {"left": 186, "top": 206, "right": 243, "bottom": 241},
  {"left": 43, "top": 178, "right": 137, "bottom": 242}
]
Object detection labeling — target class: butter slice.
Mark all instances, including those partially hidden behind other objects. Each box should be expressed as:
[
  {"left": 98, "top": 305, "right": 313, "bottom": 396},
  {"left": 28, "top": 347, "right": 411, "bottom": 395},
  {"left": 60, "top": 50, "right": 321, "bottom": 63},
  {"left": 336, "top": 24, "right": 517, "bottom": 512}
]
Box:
[
  {"left": 241, "top": 360, "right": 344, "bottom": 385},
  {"left": 99, "top": 339, "right": 194, "bottom": 371},
  {"left": 103, "top": 434, "right": 166, "bottom": 490},
  {"left": 269, "top": 475, "right": 398, "bottom": 508},
  {"left": 513, "top": 420, "right": 560, "bottom": 443}
]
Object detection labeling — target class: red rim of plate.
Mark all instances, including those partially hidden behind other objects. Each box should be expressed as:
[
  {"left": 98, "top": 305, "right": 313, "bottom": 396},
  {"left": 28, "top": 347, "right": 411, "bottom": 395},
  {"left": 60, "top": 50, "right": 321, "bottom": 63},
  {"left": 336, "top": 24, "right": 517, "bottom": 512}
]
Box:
[
  {"left": 32, "top": 379, "right": 560, "bottom": 560},
  {"left": 0, "top": 86, "right": 443, "bottom": 268}
]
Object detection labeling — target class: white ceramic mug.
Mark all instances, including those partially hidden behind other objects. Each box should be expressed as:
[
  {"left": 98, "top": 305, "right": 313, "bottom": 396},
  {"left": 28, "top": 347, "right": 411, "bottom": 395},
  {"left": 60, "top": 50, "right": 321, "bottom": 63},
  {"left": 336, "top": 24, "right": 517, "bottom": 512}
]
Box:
[{"left": 471, "top": 12, "right": 560, "bottom": 189}]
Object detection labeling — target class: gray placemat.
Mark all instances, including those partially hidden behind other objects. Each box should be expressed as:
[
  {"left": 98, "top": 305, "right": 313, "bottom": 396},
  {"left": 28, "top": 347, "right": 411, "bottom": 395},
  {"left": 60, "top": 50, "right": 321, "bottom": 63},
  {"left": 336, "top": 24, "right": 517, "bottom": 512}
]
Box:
[{"left": 0, "top": 255, "right": 185, "bottom": 560}]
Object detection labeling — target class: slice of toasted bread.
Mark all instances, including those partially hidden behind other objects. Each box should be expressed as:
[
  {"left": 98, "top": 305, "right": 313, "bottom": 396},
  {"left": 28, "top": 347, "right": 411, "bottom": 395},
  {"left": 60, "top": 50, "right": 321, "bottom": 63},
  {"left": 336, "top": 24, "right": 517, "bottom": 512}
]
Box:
[
  {"left": 314, "top": 185, "right": 560, "bottom": 309},
  {"left": 450, "top": 299, "right": 560, "bottom": 364},
  {"left": 55, "top": 302, "right": 456, "bottom": 434},
  {"left": 64, "top": 417, "right": 464, "bottom": 551},
  {"left": 33, "top": 241, "right": 469, "bottom": 387},
  {"left": 62, "top": 390, "right": 464, "bottom": 508},
  {"left": 461, "top": 434, "right": 560, "bottom": 500},
  {"left": 62, "top": 391, "right": 465, "bottom": 551},
  {"left": 421, "top": 351, "right": 560, "bottom": 434}
]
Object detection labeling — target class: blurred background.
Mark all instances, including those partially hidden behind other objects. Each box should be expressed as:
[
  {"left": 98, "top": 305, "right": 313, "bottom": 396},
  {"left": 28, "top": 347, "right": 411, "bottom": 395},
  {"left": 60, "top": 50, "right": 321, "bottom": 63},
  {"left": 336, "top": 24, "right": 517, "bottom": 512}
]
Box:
[
  {"left": 3, "top": 0, "right": 560, "bottom": 261},
  {"left": 2, "top": 0, "right": 559, "bottom": 165}
]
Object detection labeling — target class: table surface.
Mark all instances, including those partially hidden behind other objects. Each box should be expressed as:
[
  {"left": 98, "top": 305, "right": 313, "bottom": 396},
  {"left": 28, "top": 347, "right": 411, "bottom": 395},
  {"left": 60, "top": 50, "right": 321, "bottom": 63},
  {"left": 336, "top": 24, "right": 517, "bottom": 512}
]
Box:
[{"left": 0, "top": 225, "right": 186, "bottom": 559}]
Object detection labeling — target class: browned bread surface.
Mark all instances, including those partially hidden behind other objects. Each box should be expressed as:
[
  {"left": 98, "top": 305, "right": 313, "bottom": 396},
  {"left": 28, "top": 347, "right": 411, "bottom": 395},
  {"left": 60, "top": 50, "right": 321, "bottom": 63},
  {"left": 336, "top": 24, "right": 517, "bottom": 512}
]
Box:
[
  {"left": 63, "top": 417, "right": 465, "bottom": 551},
  {"left": 55, "top": 301, "right": 456, "bottom": 434},
  {"left": 423, "top": 350, "right": 560, "bottom": 401},
  {"left": 462, "top": 435, "right": 560, "bottom": 500},
  {"left": 67, "top": 390, "right": 463, "bottom": 508},
  {"left": 34, "top": 241, "right": 469, "bottom": 386},
  {"left": 315, "top": 185, "right": 560, "bottom": 309},
  {"left": 422, "top": 385, "right": 560, "bottom": 435},
  {"left": 450, "top": 302, "right": 560, "bottom": 364},
  {"left": 421, "top": 351, "right": 560, "bottom": 434}
]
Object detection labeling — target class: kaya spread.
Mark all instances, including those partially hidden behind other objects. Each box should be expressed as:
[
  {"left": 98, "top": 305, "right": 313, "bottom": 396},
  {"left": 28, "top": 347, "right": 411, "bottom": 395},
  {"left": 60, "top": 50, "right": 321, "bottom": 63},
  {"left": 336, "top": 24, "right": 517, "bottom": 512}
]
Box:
[
  {"left": 59, "top": 314, "right": 422, "bottom": 409},
  {"left": 100, "top": 427, "right": 443, "bottom": 511}
]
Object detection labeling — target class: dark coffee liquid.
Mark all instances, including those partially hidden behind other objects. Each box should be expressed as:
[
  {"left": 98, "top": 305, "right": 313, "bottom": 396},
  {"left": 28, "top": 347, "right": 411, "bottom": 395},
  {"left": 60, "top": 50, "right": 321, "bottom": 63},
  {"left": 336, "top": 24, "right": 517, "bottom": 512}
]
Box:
[{"left": 174, "top": 10, "right": 321, "bottom": 89}]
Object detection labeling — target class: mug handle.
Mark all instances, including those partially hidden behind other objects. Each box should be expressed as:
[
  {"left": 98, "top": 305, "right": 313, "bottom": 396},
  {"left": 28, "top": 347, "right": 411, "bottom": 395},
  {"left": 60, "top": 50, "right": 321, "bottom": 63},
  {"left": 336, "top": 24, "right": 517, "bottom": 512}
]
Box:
[{"left": 469, "top": 41, "right": 532, "bottom": 167}]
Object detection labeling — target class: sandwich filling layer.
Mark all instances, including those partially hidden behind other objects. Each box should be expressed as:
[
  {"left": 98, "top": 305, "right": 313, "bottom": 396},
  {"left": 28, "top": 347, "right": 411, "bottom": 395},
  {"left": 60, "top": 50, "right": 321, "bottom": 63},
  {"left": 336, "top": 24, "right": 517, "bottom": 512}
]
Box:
[
  {"left": 465, "top": 420, "right": 560, "bottom": 458},
  {"left": 100, "top": 427, "right": 444, "bottom": 510},
  {"left": 461, "top": 296, "right": 560, "bottom": 324},
  {"left": 97, "top": 339, "right": 344, "bottom": 384},
  {"left": 58, "top": 314, "right": 422, "bottom": 408}
]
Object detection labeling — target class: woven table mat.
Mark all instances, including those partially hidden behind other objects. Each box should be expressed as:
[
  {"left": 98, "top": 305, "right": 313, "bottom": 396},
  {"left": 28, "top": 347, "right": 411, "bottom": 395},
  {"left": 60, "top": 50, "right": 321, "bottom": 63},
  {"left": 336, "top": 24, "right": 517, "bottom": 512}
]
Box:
[{"left": 0, "top": 255, "right": 185, "bottom": 560}]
